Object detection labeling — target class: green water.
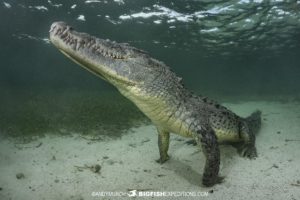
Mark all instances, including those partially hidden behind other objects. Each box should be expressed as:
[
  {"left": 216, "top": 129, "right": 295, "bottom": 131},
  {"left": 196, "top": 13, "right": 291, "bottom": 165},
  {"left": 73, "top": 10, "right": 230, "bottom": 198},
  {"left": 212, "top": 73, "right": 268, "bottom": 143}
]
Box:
[{"left": 0, "top": 0, "right": 300, "bottom": 137}]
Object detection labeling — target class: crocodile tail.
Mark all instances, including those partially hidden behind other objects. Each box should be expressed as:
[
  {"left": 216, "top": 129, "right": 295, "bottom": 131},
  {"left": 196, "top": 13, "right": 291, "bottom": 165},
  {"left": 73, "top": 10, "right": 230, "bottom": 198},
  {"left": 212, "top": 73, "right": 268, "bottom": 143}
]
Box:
[{"left": 245, "top": 110, "right": 262, "bottom": 135}]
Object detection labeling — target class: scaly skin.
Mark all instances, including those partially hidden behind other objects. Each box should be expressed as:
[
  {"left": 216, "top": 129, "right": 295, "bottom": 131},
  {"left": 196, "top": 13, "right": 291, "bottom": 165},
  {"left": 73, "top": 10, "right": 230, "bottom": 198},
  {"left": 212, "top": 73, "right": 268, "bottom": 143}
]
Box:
[{"left": 49, "top": 22, "right": 261, "bottom": 187}]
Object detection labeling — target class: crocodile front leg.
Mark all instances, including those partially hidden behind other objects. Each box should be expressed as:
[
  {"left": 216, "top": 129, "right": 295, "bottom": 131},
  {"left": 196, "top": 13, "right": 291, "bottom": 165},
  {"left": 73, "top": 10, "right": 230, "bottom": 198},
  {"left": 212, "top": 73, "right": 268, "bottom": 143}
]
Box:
[
  {"left": 197, "top": 128, "right": 223, "bottom": 187},
  {"left": 156, "top": 127, "right": 170, "bottom": 164}
]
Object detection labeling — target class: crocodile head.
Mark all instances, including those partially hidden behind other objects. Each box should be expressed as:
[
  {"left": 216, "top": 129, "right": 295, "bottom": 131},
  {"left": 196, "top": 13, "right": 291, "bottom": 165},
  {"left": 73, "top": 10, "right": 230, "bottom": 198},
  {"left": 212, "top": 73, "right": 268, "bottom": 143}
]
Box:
[{"left": 49, "top": 21, "right": 165, "bottom": 90}]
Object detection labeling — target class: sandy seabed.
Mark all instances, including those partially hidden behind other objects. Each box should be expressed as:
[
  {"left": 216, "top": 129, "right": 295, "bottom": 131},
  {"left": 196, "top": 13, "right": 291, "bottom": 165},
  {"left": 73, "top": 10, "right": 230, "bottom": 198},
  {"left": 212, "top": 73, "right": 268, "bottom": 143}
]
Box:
[{"left": 0, "top": 101, "right": 299, "bottom": 200}]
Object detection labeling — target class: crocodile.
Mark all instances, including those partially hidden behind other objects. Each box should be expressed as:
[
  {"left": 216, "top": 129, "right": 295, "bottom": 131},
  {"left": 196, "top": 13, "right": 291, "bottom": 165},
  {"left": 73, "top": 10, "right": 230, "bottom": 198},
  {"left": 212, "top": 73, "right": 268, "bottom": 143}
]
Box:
[{"left": 49, "top": 21, "right": 261, "bottom": 187}]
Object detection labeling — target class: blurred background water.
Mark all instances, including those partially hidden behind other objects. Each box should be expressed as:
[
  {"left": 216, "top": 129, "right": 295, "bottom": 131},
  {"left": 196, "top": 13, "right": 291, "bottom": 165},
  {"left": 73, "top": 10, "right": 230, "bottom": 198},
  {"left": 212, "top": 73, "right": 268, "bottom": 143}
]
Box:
[{"left": 1, "top": 0, "right": 300, "bottom": 138}]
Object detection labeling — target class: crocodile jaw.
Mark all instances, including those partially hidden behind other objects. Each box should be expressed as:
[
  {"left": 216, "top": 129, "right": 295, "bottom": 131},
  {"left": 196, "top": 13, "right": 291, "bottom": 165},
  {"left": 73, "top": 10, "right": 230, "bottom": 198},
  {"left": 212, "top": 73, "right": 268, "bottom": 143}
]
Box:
[{"left": 49, "top": 21, "right": 140, "bottom": 88}]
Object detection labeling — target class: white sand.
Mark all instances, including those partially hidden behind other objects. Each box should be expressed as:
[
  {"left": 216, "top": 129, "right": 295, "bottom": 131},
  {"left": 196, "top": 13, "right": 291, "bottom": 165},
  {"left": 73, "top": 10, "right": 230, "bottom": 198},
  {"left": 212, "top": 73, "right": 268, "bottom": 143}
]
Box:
[{"left": 0, "top": 101, "right": 299, "bottom": 200}]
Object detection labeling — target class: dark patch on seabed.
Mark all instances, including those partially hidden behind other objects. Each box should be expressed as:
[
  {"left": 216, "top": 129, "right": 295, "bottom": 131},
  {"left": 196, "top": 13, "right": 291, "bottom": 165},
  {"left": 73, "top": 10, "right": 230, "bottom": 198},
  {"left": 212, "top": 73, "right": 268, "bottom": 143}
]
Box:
[
  {"left": 0, "top": 0, "right": 300, "bottom": 138},
  {"left": 0, "top": 88, "right": 149, "bottom": 138}
]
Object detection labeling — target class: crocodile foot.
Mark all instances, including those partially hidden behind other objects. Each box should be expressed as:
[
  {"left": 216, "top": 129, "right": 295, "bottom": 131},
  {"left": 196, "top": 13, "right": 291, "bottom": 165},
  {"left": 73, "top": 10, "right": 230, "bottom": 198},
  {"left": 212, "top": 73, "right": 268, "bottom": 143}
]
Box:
[
  {"left": 202, "top": 176, "right": 224, "bottom": 187},
  {"left": 156, "top": 155, "right": 170, "bottom": 164},
  {"left": 239, "top": 145, "right": 257, "bottom": 159}
]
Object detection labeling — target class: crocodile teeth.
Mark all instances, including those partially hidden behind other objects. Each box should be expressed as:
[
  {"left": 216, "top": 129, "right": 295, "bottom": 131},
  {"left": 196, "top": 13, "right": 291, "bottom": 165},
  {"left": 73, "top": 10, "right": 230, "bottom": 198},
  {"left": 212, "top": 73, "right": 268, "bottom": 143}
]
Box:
[
  {"left": 54, "top": 29, "right": 61, "bottom": 36},
  {"left": 76, "top": 41, "right": 82, "bottom": 50}
]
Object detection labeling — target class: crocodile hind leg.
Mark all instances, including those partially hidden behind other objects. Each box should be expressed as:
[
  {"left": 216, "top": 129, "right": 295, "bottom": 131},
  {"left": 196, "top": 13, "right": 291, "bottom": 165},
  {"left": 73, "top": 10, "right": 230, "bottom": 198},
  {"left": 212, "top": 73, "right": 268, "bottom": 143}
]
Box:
[
  {"left": 156, "top": 127, "right": 170, "bottom": 164},
  {"left": 197, "top": 128, "right": 223, "bottom": 187},
  {"left": 238, "top": 122, "right": 257, "bottom": 159}
]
